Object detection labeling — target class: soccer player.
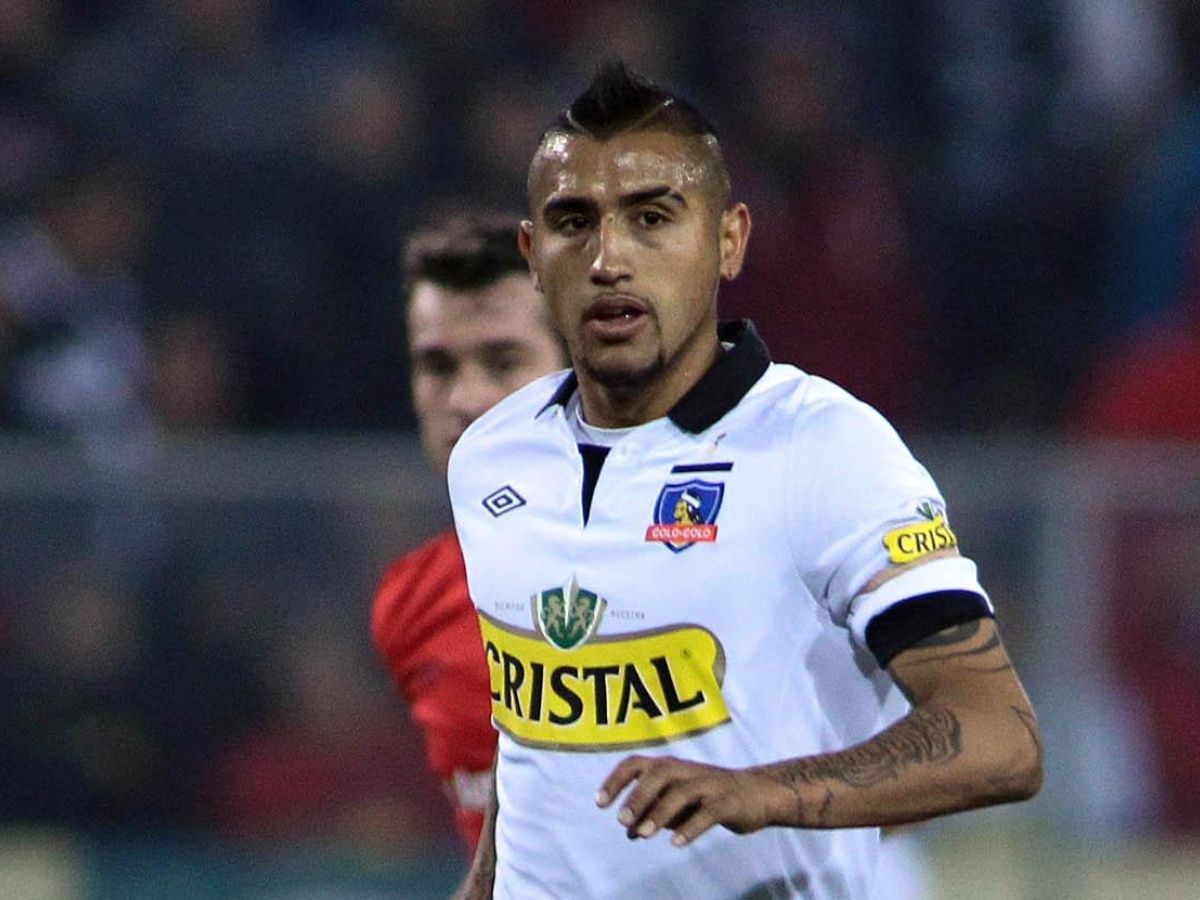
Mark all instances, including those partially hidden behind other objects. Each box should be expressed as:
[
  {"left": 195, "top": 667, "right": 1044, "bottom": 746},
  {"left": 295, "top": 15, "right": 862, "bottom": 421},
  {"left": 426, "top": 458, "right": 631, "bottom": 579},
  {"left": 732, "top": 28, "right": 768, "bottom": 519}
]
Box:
[
  {"left": 448, "top": 63, "right": 1043, "bottom": 898},
  {"left": 370, "top": 215, "right": 566, "bottom": 850}
]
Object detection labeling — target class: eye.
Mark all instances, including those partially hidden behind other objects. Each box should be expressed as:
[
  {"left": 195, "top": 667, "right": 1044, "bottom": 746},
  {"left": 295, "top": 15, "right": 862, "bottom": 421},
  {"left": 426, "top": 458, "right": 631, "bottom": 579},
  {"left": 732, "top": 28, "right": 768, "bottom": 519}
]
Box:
[
  {"left": 555, "top": 214, "right": 590, "bottom": 234},
  {"left": 638, "top": 209, "right": 668, "bottom": 227},
  {"left": 414, "top": 351, "right": 457, "bottom": 379},
  {"left": 481, "top": 347, "right": 524, "bottom": 379}
]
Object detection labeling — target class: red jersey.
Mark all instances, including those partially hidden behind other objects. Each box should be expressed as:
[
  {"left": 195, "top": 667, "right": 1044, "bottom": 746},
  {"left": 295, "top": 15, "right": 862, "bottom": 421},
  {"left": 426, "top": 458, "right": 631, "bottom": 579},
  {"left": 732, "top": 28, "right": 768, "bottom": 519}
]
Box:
[{"left": 371, "top": 530, "right": 496, "bottom": 850}]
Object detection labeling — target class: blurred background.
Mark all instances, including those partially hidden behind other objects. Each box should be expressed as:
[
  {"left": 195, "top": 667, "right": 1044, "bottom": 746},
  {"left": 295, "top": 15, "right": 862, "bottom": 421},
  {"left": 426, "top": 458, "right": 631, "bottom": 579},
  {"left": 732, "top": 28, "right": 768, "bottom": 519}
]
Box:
[{"left": 1, "top": 0, "right": 1199, "bottom": 897}]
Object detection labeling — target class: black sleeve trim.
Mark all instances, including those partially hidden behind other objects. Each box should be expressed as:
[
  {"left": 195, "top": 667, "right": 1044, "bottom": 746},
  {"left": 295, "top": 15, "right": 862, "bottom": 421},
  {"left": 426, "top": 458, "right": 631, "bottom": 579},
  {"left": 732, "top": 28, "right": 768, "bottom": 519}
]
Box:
[{"left": 865, "top": 589, "right": 994, "bottom": 669}]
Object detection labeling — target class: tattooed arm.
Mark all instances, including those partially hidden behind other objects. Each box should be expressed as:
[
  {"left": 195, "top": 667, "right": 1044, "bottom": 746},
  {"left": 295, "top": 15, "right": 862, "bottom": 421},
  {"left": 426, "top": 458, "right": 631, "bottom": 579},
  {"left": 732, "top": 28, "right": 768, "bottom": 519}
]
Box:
[
  {"left": 597, "top": 560, "right": 1043, "bottom": 844},
  {"left": 749, "top": 615, "right": 1043, "bottom": 830}
]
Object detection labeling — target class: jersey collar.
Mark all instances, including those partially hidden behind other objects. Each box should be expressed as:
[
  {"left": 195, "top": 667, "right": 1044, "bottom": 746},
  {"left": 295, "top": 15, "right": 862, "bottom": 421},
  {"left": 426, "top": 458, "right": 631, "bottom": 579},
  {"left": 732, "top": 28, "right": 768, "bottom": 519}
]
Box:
[{"left": 538, "top": 319, "right": 771, "bottom": 434}]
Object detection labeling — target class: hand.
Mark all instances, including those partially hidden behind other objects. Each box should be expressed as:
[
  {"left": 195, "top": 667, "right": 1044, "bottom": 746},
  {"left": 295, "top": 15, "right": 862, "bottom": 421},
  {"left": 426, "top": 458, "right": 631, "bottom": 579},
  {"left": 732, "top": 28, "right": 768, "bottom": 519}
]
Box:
[{"left": 596, "top": 755, "right": 791, "bottom": 847}]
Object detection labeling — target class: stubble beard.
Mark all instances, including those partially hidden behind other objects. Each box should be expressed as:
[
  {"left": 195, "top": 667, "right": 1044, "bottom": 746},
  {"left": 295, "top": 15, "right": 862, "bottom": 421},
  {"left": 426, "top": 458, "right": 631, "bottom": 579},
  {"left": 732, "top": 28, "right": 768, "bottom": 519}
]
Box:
[
  {"left": 580, "top": 350, "right": 666, "bottom": 394},
  {"left": 576, "top": 317, "right": 666, "bottom": 396}
]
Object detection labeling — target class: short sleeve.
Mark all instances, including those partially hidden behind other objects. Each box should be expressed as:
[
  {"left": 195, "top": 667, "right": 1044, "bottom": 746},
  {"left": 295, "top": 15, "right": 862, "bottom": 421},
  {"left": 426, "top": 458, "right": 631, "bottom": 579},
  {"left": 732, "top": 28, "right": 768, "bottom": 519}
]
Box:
[{"left": 787, "top": 396, "right": 987, "bottom": 646}]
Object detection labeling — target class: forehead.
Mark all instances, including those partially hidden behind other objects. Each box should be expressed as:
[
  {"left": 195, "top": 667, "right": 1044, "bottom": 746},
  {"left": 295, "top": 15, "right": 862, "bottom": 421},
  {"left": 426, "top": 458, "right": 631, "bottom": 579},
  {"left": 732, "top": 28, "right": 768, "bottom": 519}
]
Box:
[
  {"left": 408, "top": 274, "right": 549, "bottom": 347},
  {"left": 529, "top": 130, "right": 714, "bottom": 208}
]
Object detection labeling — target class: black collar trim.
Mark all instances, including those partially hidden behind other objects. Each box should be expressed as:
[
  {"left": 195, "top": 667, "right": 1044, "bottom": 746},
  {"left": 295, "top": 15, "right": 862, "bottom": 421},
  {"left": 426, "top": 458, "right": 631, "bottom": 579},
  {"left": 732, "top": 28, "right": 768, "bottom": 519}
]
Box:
[{"left": 538, "top": 319, "right": 771, "bottom": 434}]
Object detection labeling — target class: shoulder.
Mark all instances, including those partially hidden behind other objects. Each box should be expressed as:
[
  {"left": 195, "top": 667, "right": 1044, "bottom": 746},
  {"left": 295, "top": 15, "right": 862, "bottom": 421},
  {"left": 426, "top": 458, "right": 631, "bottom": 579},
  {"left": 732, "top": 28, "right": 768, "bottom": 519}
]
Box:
[
  {"left": 449, "top": 369, "right": 571, "bottom": 466},
  {"left": 740, "top": 364, "right": 908, "bottom": 454},
  {"left": 461, "top": 368, "right": 571, "bottom": 445},
  {"left": 376, "top": 530, "right": 463, "bottom": 593},
  {"left": 370, "top": 530, "right": 465, "bottom": 650}
]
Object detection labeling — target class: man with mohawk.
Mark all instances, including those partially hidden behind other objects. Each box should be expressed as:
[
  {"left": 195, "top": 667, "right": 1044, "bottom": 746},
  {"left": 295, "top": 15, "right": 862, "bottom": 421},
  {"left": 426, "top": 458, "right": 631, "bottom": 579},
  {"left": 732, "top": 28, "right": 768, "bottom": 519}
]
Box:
[{"left": 450, "top": 63, "right": 1042, "bottom": 899}]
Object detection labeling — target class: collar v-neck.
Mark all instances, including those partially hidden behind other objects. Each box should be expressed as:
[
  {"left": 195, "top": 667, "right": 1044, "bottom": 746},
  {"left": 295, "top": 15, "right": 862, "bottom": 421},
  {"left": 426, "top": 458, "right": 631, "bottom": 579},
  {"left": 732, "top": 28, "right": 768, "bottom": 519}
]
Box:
[{"left": 539, "top": 319, "right": 771, "bottom": 434}]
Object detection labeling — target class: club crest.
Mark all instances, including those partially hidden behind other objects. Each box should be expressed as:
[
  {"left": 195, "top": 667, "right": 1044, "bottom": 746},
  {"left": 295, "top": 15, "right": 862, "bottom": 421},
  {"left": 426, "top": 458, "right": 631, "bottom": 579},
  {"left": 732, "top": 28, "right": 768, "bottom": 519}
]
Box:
[
  {"left": 645, "top": 478, "right": 724, "bottom": 552},
  {"left": 533, "top": 575, "right": 607, "bottom": 651}
]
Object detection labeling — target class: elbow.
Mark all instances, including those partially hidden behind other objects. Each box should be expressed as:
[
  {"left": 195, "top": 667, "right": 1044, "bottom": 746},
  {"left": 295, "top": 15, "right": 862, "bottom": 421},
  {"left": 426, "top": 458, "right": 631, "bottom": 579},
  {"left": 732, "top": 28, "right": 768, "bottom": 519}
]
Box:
[
  {"left": 1005, "top": 740, "right": 1044, "bottom": 803},
  {"left": 1014, "top": 705, "right": 1045, "bottom": 801},
  {"left": 985, "top": 711, "right": 1045, "bottom": 805}
]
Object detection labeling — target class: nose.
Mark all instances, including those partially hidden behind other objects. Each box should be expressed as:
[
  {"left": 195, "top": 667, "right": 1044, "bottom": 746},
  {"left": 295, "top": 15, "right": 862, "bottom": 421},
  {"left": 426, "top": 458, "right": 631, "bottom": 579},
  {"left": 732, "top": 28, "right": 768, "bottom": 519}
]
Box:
[
  {"left": 447, "top": 364, "right": 503, "bottom": 425},
  {"left": 589, "top": 217, "right": 632, "bottom": 286}
]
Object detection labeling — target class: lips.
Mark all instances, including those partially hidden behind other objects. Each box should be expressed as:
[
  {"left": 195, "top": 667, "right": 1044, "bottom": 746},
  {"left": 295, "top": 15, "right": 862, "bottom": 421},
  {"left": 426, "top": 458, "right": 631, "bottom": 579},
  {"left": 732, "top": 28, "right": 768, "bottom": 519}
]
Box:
[
  {"left": 585, "top": 294, "right": 649, "bottom": 321},
  {"left": 583, "top": 295, "right": 651, "bottom": 341}
]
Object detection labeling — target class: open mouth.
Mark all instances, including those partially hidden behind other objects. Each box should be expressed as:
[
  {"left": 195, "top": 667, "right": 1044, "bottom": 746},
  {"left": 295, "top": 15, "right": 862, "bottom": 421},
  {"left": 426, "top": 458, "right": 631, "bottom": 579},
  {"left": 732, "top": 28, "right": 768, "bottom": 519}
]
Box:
[
  {"left": 585, "top": 295, "right": 649, "bottom": 324},
  {"left": 583, "top": 295, "right": 650, "bottom": 341}
]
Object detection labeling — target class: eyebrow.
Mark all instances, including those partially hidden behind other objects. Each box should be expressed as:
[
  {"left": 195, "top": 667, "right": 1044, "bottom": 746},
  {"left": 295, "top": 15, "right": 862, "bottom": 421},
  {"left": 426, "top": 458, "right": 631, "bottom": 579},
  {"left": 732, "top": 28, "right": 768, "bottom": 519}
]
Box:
[
  {"left": 541, "top": 184, "right": 688, "bottom": 219},
  {"left": 411, "top": 339, "right": 532, "bottom": 359}
]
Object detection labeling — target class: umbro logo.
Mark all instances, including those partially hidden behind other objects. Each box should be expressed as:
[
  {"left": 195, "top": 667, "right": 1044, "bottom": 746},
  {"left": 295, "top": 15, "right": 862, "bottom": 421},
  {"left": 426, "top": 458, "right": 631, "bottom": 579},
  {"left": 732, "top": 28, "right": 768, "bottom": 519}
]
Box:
[{"left": 482, "top": 485, "right": 526, "bottom": 518}]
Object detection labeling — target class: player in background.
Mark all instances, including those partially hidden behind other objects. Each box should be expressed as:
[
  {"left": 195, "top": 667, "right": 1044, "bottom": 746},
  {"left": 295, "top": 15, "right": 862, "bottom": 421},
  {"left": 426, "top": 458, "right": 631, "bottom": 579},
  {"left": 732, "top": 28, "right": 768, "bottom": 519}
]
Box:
[{"left": 370, "top": 215, "right": 566, "bottom": 849}]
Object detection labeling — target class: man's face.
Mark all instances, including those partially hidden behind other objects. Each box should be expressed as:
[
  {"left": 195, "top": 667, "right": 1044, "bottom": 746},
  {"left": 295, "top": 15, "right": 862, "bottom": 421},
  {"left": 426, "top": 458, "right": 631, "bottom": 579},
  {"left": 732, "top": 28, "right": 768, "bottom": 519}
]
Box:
[
  {"left": 520, "top": 129, "right": 749, "bottom": 396},
  {"left": 409, "top": 273, "right": 564, "bottom": 477}
]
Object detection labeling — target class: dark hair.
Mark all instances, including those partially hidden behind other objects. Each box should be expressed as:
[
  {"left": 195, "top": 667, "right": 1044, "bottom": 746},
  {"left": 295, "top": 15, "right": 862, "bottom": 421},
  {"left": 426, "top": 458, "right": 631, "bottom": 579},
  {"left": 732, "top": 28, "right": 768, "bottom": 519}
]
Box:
[
  {"left": 537, "top": 60, "right": 731, "bottom": 206},
  {"left": 402, "top": 212, "right": 527, "bottom": 297},
  {"left": 553, "top": 60, "right": 719, "bottom": 140}
]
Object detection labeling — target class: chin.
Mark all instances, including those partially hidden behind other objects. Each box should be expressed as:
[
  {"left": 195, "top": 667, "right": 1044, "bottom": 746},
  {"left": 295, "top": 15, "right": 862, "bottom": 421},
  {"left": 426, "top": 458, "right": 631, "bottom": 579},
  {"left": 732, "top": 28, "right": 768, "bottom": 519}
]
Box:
[{"left": 582, "top": 354, "right": 664, "bottom": 391}]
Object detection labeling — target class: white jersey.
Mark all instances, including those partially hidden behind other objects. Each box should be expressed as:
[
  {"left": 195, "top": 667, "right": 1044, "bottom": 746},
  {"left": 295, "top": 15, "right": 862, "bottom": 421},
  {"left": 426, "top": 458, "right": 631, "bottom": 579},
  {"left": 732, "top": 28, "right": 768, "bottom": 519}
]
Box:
[{"left": 448, "top": 322, "right": 989, "bottom": 900}]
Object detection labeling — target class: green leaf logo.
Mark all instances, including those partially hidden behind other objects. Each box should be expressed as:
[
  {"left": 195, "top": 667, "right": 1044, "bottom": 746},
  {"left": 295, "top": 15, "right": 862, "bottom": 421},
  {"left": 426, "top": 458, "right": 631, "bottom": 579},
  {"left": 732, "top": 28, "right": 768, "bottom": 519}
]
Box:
[
  {"left": 916, "top": 501, "right": 939, "bottom": 522},
  {"left": 534, "top": 575, "right": 607, "bottom": 651}
]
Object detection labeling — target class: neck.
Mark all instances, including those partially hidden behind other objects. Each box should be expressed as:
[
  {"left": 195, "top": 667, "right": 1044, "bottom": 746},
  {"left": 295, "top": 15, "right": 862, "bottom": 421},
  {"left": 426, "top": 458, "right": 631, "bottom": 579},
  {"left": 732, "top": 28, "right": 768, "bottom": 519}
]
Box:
[{"left": 577, "top": 331, "right": 722, "bottom": 428}]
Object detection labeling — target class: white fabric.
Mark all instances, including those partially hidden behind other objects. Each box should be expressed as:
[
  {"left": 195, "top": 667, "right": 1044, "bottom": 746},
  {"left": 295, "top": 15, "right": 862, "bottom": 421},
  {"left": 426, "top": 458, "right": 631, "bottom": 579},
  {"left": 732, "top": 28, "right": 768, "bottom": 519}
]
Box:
[
  {"left": 847, "top": 556, "right": 992, "bottom": 650},
  {"left": 449, "top": 363, "right": 987, "bottom": 900},
  {"left": 567, "top": 392, "right": 638, "bottom": 446}
]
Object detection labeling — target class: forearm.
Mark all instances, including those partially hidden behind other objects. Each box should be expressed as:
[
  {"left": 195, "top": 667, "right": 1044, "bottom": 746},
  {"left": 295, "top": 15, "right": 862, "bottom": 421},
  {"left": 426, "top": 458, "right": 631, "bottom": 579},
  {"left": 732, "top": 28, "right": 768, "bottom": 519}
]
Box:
[
  {"left": 750, "top": 694, "right": 1042, "bottom": 829},
  {"left": 455, "top": 762, "right": 498, "bottom": 900},
  {"left": 597, "top": 619, "right": 1041, "bottom": 846}
]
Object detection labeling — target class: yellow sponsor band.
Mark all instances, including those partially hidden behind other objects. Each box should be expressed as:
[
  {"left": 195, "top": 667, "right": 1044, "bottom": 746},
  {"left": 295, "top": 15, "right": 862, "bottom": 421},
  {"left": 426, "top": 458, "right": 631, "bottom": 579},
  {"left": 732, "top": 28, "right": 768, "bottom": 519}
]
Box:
[
  {"left": 882, "top": 515, "right": 959, "bottom": 564},
  {"left": 478, "top": 613, "right": 729, "bottom": 752}
]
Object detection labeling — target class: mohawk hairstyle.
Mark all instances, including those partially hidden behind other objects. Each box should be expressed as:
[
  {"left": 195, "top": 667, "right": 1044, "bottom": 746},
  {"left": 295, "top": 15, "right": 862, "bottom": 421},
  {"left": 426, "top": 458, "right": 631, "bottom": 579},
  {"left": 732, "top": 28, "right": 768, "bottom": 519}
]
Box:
[
  {"left": 402, "top": 212, "right": 526, "bottom": 298},
  {"left": 537, "top": 60, "right": 732, "bottom": 208},
  {"left": 554, "top": 60, "right": 719, "bottom": 141}
]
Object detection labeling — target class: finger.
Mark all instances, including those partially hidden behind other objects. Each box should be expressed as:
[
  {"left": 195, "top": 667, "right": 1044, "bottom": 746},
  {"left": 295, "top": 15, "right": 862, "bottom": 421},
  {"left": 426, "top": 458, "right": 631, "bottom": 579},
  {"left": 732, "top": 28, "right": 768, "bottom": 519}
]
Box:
[
  {"left": 596, "top": 755, "right": 649, "bottom": 808},
  {"left": 636, "top": 781, "right": 707, "bottom": 839},
  {"left": 618, "top": 760, "right": 682, "bottom": 831},
  {"left": 670, "top": 806, "right": 719, "bottom": 847}
]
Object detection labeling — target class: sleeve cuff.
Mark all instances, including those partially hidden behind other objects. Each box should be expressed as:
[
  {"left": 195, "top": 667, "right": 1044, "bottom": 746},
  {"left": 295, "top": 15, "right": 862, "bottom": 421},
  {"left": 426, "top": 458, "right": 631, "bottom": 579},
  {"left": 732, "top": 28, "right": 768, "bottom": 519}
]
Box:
[{"left": 847, "top": 556, "right": 992, "bottom": 657}]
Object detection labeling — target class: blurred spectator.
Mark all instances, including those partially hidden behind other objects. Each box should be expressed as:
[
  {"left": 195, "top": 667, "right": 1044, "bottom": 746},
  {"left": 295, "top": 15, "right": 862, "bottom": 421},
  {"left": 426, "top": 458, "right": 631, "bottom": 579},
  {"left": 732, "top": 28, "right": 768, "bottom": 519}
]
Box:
[
  {"left": 197, "top": 611, "right": 454, "bottom": 853},
  {"left": 1106, "top": 518, "right": 1200, "bottom": 831},
  {"left": 277, "top": 42, "right": 424, "bottom": 429},
  {"left": 1098, "top": 0, "right": 1200, "bottom": 353},
  {"left": 0, "top": 560, "right": 168, "bottom": 826},
  {"left": 0, "top": 157, "right": 157, "bottom": 456},
  {"left": 1074, "top": 73, "right": 1200, "bottom": 828},
  {"left": 716, "top": 9, "right": 928, "bottom": 429},
  {"left": 526, "top": 1, "right": 690, "bottom": 87},
  {"left": 911, "top": 3, "right": 1100, "bottom": 432},
  {"left": 459, "top": 67, "right": 569, "bottom": 209},
  {"left": 145, "top": 312, "right": 241, "bottom": 431},
  {"left": 1076, "top": 1, "right": 1200, "bottom": 443},
  {"left": 0, "top": 0, "right": 63, "bottom": 79},
  {"left": 1074, "top": 296, "right": 1200, "bottom": 438}
]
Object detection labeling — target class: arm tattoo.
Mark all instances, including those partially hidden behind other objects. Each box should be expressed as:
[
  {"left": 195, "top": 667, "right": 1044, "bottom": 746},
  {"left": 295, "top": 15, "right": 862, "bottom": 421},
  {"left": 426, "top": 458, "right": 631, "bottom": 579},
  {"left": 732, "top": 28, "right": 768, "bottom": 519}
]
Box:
[
  {"left": 1012, "top": 705, "right": 1042, "bottom": 756},
  {"left": 763, "top": 705, "right": 962, "bottom": 792},
  {"left": 911, "top": 619, "right": 981, "bottom": 648},
  {"left": 816, "top": 788, "right": 835, "bottom": 826},
  {"left": 904, "top": 625, "right": 1001, "bottom": 667}
]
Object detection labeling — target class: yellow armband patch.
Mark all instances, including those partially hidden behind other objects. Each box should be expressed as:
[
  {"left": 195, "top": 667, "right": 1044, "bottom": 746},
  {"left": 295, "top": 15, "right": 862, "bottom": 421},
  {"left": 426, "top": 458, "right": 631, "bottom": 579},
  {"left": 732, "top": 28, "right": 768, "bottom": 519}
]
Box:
[{"left": 882, "top": 515, "right": 958, "bottom": 564}]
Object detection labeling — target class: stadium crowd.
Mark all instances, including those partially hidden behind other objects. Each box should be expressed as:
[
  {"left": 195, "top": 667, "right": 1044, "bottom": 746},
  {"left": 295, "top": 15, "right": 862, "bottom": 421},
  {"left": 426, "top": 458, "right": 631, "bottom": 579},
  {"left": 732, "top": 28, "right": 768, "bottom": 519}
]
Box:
[{"left": 2, "top": 0, "right": 1199, "bottom": 860}]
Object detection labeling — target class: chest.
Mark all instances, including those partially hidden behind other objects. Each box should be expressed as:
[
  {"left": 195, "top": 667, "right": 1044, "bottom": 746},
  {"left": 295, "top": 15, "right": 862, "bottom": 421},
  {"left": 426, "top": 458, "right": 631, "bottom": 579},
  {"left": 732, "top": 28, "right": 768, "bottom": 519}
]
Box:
[{"left": 459, "top": 432, "right": 804, "bottom": 639}]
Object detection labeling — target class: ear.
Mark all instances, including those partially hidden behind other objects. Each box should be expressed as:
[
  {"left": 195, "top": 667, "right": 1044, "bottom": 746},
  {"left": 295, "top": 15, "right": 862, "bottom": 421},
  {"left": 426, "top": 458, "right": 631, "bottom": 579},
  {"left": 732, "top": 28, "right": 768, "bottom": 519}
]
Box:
[
  {"left": 718, "top": 203, "right": 751, "bottom": 281},
  {"left": 519, "top": 220, "right": 542, "bottom": 292}
]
